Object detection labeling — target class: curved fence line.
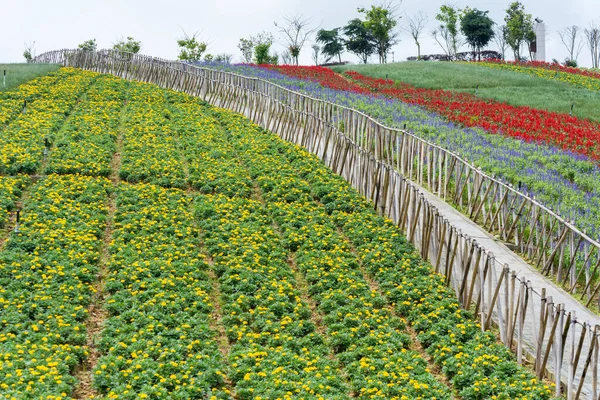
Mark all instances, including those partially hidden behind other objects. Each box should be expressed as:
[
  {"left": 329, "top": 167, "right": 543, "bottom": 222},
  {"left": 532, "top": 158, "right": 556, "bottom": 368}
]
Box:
[{"left": 33, "top": 48, "right": 600, "bottom": 399}]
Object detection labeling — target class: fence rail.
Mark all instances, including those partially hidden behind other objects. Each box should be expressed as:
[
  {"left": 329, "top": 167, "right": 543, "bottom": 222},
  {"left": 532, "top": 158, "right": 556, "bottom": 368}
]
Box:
[{"left": 34, "top": 48, "right": 600, "bottom": 399}]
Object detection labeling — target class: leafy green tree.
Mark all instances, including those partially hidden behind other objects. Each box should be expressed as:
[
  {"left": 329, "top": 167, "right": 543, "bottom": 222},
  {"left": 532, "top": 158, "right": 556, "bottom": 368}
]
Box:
[
  {"left": 343, "top": 18, "right": 376, "bottom": 64},
  {"left": 177, "top": 33, "right": 207, "bottom": 62},
  {"left": 504, "top": 1, "right": 534, "bottom": 61},
  {"left": 358, "top": 3, "right": 399, "bottom": 63},
  {"left": 113, "top": 36, "right": 142, "bottom": 54},
  {"left": 435, "top": 4, "right": 461, "bottom": 58},
  {"left": 460, "top": 8, "right": 495, "bottom": 60},
  {"left": 78, "top": 39, "right": 97, "bottom": 52},
  {"left": 238, "top": 32, "right": 274, "bottom": 63},
  {"left": 254, "top": 43, "right": 278, "bottom": 65},
  {"left": 316, "top": 28, "right": 344, "bottom": 63}
]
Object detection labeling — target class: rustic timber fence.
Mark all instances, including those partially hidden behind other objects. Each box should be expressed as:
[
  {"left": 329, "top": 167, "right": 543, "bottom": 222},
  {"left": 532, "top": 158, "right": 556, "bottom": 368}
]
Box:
[{"left": 33, "top": 48, "right": 600, "bottom": 399}]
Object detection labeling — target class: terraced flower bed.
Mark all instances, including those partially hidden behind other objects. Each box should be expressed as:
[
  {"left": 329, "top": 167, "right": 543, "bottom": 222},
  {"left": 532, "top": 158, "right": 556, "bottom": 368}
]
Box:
[{"left": 0, "top": 66, "right": 556, "bottom": 398}]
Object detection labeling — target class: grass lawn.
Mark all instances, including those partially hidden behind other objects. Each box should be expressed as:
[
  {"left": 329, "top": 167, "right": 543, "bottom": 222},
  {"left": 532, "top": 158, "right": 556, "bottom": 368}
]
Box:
[
  {"left": 0, "top": 63, "right": 60, "bottom": 92},
  {"left": 332, "top": 62, "right": 600, "bottom": 122}
]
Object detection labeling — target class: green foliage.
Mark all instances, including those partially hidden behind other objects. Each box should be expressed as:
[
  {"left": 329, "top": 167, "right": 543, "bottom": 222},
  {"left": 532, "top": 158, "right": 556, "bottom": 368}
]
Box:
[
  {"left": 504, "top": 1, "right": 534, "bottom": 60},
  {"left": 254, "top": 43, "right": 278, "bottom": 65},
  {"left": 435, "top": 4, "right": 461, "bottom": 58},
  {"left": 112, "top": 36, "right": 141, "bottom": 54},
  {"left": 177, "top": 34, "right": 207, "bottom": 62},
  {"left": 358, "top": 4, "right": 399, "bottom": 63},
  {"left": 564, "top": 58, "right": 578, "bottom": 67},
  {"left": 316, "top": 28, "right": 344, "bottom": 63},
  {"left": 77, "top": 38, "right": 97, "bottom": 52},
  {"left": 460, "top": 8, "right": 495, "bottom": 59},
  {"left": 343, "top": 18, "right": 376, "bottom": 64}
]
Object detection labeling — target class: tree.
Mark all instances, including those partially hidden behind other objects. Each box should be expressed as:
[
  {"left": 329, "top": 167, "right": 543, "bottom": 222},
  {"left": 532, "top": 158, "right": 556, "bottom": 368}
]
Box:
[
  {"left": 176, "top": 32, "right": 207, "bottom": 62},
  {"left": 113, "top": 36, "right": 142, "bottom": 54},
  {"left": 493, "top": 25, "right": 509, "bottom": 60},
  {"left": 23, "top": 41, "right": 35, "bottom": 62},
  {"left": 238, "top": 38, "right": 254, "bottom": 63},
  {"left": 343, "top": 18, "right": 376, "bottom": 64},
  {"left": 254, "top": 43, "right": 278, "bottom": 65},
  {"left": 311, "top": 44, "right": 321, "bottom": 65},
  {"left": 238, "top": 32, "right": 274, "bottom": 64},
  {"left": 358, "top": 2, "right": 399, "bottom": 64},
  {"left": 78, "top": 39, "right": 97, "bottom": 52},
  {"left": 435, "top": 4, "right": 461, "bottom": 59},
  {"left": 316, "top": 28, "right": 344, "bottom": 63},
  {"left": 460, "top": 8, "right": 495, "bottom": 60},
  {"left": 275, "top": 14, "right": 317, "bottom": 65},
  {"left": 584, "top": 22, "right": 600, "bottom": 68},
  {"left": 559, "top": 26, "right": 584, "bottom": 64},
  {"left": 403, "top": 12, "right": 427, "bottom": 60},
  {"left": 504, "top": 2, "right": 534, "bottom": 61}
]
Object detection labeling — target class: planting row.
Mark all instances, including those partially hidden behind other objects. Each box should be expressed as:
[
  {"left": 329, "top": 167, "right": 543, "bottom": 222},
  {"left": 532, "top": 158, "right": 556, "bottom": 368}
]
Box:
[
  {"left": 93, "top": 183, "right": 230, "bottom": 399},
  {"left": 214, "top": 107, "right": 555, "bottom": 399},
  {"left": 0, "top": 69, "right": 97, "bottom": 175},
  {"left": 46, "top": 75, "right": 128, "bottom": 177},
  {"left": 119, "top": 82, "right": 187, "bottom": 188},
  {"left": 196, "top": 194, "right": 347, "bottom": 399},
  {"left": 342, "top": 69, "right": 600, "bottom": 161},
  {"left": 475, "top": 61, "right": 600, "bottom": 91},
  {"left": 0, "top": 174, "right": 111, "bottom": 398}
]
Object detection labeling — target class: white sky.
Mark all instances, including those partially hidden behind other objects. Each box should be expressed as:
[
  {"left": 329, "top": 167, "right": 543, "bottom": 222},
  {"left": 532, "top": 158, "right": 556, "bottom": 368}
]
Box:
[{"left": 2, "top": 0, "right": 600, "bottom": 66}]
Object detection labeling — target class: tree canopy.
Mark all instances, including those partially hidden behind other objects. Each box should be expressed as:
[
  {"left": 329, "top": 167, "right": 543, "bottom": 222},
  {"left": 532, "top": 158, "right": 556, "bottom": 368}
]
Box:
[
  {"left": 343, "top": 18, "right": 376, "bottom": 64},
  {"left": 316, "top": 28, "right": 344, "bottom": 63},
  {"left": 504, "top": 1, "right": 534, "bottom": 61},
  {"left": 358, "top": 3, "right": 399, "bottom": 63},
  {"left": 460, "top": 8, "right": 495, "bottom": 59}
]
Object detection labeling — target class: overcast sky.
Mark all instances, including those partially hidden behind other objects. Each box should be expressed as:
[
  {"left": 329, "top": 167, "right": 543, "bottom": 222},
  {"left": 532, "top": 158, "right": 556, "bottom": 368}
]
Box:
[{"left": 2, "top": 0, "right": 600, "bottom": 66}]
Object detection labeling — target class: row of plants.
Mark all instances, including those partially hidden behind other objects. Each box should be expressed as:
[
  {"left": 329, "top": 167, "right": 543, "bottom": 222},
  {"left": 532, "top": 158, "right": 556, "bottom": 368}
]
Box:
[
  {"left": 0, "top": 174, "right": 111, "bottom": 398},
  {"left": 481, "top": 59, "right": 600, "bottom": 81},
  {"left": 214, "top": 108, "right": 556, "bottom": 399},
  {"left": 0, "top": 176, "right": 29, "bottom": 228},
  {"left": 93, "top": 183, "right": 230, "bottom": 399},
  {"left": 196, "top": 193, "right": 347, "bottom": 399},
  {"left": 474, "top": 61, "right": 600, "bottom": 91},
  {"left": 204, "top": 63, "right": 600, "bottom": 242},
  {"left": 0, "top": 69, "right": 97, "bottom": 174},
  {"left": 119, "top": 82, "right": 187, "bottom": 188},
  {"left": 167, "top": 91, "right": 253, "bottom": 197},
  {"left": 46, "top": 75, "right": 128, "bottom": 177},
  {"left": 215, "top": 109, "right": 453, "bottom": 399}
]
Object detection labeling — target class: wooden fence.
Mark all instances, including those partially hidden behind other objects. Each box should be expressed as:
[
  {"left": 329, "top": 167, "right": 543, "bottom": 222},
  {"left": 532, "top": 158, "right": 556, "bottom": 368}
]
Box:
[{"left": 33, "top": 48, "right": 600, "bottom": 399}]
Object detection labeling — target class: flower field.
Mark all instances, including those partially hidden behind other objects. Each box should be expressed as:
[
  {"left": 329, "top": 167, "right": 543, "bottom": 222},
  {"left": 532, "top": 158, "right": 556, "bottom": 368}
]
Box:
[
  {"left": 0, "top": 67, "right": 556, "bottom": 398},
  {"left": 475, "top": 60, "right": 600, "bottom": 91},
  {"left": 204, "top": 63, "right": 600, "bottom": 243}
]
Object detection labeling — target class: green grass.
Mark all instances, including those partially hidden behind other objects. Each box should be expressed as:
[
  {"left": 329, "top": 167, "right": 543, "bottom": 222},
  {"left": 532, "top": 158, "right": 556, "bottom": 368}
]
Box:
[
  {"left": 0, "top": 63, "right": 60, "bottom": 92},
  {"left": 332, "top": 61, "right": 600, "bottom": 122}
]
